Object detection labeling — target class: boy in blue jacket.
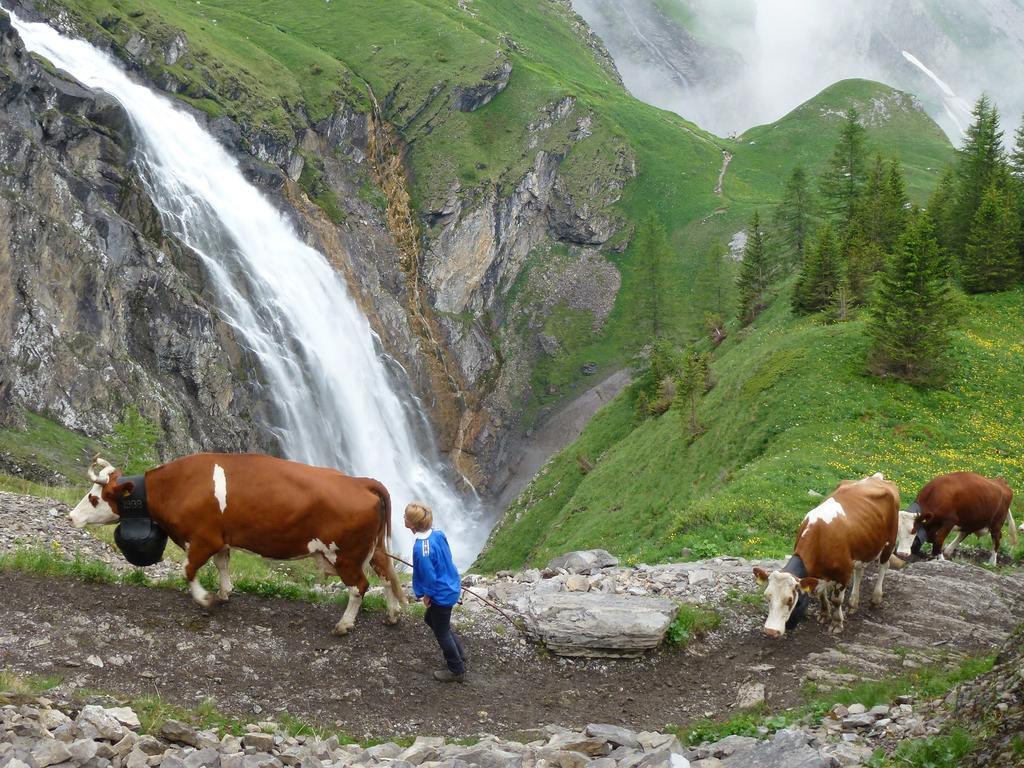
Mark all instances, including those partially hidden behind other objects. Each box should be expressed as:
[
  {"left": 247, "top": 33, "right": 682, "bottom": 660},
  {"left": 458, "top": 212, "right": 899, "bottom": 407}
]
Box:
[{"left": 404, "top": 502, "right": 467, "bottom": 682}]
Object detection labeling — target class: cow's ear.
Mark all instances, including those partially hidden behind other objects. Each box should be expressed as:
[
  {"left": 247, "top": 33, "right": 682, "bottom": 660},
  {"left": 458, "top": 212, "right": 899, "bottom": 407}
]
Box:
[
  {"left": 112, "top": 480, "right": 135, "bottom": 499},
  {"left": 798, "top": 577, "right": 820, "bottom": 593},
  {"left": 753, "top": 566, "right": 769, "bottom": 584}
]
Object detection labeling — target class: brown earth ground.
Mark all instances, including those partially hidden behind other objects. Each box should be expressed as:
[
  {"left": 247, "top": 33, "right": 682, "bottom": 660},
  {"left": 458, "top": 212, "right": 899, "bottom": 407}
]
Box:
[{"left": 1, "top": 558, "right": 1020, "bottom": 742}]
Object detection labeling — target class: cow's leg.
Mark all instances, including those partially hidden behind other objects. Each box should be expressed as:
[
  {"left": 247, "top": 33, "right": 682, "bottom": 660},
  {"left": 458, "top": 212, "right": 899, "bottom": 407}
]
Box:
[
  {"left": 847, "top": 562, "right": 866, "bottom": 612},
  {"left": 942, "top": 529, "right": 966, "bottom": 560},
  {"left": 370, "top": 546, "right": 403, "bottom": 625},
  {"left": 828, "top": 586, "right": 847, "bottom": 634},
  {"left": 332, "top": 560, "right": 370, "bottom": 636},
  {"left": 817, "top": 583, "right": 833, "bottom": 623},
  {"left": 871, "top": 558, "right": 890, "bottom": 607},
  {"left": 988, "top": 527, "right": 1001, "bottom": 566},
  {"left": 183, "top": 537, "right": 222, "bottom": 609},
  {"left": 932, "top": 523, "right": 956, "bottom": 560},
  {"left": 214, "top": 548, "right": 232, "bottom": 601}
]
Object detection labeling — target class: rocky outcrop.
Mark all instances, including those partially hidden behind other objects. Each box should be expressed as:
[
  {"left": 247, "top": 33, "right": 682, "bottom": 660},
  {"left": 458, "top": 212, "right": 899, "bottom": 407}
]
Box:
[
  {"left": 451, "top": 59, "right": 513, "bottom": 112},
  {"left": 0, "top": 5, "right": 435, "bottom": 468},
  {"left": 0, "top": 11, "right": 264, "bottom": 456}
]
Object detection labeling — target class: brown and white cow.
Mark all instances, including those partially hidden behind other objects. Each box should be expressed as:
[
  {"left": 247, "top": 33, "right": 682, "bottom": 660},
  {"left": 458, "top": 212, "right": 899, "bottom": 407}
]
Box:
[
  {"left": 895, "top": 472, "right": 1018, "bottom": 566},
  {"left": 753, "top": 473, "right": 900, "bottom": 637},
  {"left": 70, "top": 453, "right": 406, "bottom": 635}
]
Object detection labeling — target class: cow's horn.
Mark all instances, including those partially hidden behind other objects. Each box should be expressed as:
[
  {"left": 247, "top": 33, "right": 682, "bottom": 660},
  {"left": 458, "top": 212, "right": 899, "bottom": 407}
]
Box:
[{"left": 88, "top": 455, "right": 112, "bottom": 483}]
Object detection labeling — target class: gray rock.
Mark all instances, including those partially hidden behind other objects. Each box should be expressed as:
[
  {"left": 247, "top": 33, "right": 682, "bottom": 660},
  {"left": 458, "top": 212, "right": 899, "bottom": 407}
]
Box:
[
  {"left": 584, "top": 724, "right": 639, "bottom": 749},
  {"left": 184, "top": 747, "right": 222, "bottom": 768},
  {"left": 735, "top": 682, "right": 766, "bottom": 710},
  {"left": 29, "top": 738, "right": 72, "bottom": 768},
  {"left": 546, "top": 550, "right": 619, "bottom": 574},
  {"left": 160, "top": 720, "right": 198, "bottom": 747},
  {"left": 77, "top": 706, "right": 125, "bottom": 742},
  {"left": 523, "top": 592, "right": 677, "bottom": 657}
]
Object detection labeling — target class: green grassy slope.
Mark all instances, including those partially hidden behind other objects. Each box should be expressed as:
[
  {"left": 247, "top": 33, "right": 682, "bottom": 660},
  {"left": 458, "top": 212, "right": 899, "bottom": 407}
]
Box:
[
  {"left": 476, "top": 285, "right": 1024, "bottom": 571},
  {"left": 729, "top": 79, "right": 953, "bottom": 205}
]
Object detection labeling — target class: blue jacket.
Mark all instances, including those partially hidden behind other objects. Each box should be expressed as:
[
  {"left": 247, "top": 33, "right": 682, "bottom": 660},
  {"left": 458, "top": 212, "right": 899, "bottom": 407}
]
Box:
[{"left": 412, "top": 529, "right": 461, "bottom": 607}]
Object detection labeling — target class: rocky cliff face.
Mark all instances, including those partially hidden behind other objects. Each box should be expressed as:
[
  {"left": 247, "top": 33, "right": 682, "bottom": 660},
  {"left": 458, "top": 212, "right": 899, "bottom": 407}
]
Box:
[
  {"left": 0, "top": 11, "right": 265, "bottom": 457},
  {"left": 0, "top": 1, "right": 634, "bottom": 493}
]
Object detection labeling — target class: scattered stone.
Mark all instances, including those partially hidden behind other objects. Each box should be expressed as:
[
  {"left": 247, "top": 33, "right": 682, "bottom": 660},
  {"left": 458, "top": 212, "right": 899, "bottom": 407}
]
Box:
[{"left": 734, "top": 682, "right": 765, "bottom": 710}]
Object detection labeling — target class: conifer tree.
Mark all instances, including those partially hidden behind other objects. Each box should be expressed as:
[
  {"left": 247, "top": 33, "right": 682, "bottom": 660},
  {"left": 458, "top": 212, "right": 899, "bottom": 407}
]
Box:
[
  {"left": 694, "top": 240, "right": 733, "bottom": 320},
  {"left": 819, "top": 108, "right": 868, "bottom": 225},
  {"left": 881, "top": 159, "right": 909, "bottom": 250},
  {"left": 952, "top": 95, "right": 1005, "bottom": 254},
  {"left": 674, "top": 349, "right": 710, "bottom": 436},
  {"left": 826, "top": 272, "right": 853, "bottom": 323},
  {"left": 867, "top": 213, "right": 957, "bottom": 386},
  {"left": 926, "top": 166, "right": 957, "bottom": 276},
  {"left": 635, "top": 214, "right": 670, "bottom": 340},
  {"left": 961, "top": 180, "right": 1022, "bottom": 293},
  {"left": 792, "top": 222, "right": 841, "bottom": 314},
  {"left": 854, "top": 154, "right": 888, "bottom": 245},
  {"left": 736, "top": 211, "right": 772, "bottom": 325},
  {"left": 774, "top": 166, "right": 814, "bottom": 264},
  {"left": 842, "top": 226, "right": 884, "bottom": 305},
  {"left": 1011, "top": 116, "right": 1024, "bottom": 180}
]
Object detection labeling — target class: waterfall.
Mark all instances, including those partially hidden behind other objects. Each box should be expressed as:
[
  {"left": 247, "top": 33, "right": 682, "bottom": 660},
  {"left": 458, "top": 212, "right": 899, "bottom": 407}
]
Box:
[
  {"left": 901, "top": 51, "right": 973, "bottom": 136},
  {"left": 9, "top": 11, "right": 485, "bottom": 566}
]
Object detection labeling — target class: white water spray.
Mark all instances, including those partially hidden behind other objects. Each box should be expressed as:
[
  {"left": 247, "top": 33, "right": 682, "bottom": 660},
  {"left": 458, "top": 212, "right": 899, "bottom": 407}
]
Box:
[{"left": 9, "top": 11, "right": 485, "bottom": 565}]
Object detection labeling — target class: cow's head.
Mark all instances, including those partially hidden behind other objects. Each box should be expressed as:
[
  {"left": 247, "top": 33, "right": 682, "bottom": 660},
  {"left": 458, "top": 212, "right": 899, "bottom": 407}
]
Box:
[
  {"left": 895, "top": 509, "right": 918, "bottom": 558},
  {"left": 69, "top": 456, "right": 134, "bottom": 528},
  {"left": 753, "top": 566, "right": 817, "bottom": 638}
]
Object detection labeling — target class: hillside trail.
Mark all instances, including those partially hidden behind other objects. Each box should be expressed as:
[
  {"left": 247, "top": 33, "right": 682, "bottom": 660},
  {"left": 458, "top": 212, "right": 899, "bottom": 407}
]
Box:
[{"left": 2, "top": 493, "right": 1023, "bottom": 741}]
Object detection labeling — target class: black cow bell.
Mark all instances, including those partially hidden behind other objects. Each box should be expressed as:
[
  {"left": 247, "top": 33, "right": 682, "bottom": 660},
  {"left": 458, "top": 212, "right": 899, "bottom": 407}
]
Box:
[{"left": 112, "top": 475, "right": 168, "bottom": 566}]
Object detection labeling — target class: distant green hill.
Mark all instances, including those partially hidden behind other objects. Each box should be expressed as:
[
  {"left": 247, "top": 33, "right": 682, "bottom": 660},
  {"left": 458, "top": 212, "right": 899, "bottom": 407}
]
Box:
[{"left": 475, "top": 284, "right": 1024, "bottom": 571}]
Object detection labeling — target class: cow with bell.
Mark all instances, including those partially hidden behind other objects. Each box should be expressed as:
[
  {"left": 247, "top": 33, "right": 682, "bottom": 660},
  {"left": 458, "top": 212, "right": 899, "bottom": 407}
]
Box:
[
  {"left": 70, "top": 452, "right": 406, "bottom": 635},
  {"left": 754, "top": 473, "right": 900, "bottom": 637}
]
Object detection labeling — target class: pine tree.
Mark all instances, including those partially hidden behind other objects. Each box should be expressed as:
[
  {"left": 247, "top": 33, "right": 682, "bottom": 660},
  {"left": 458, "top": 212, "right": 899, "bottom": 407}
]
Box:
[
  {"left": 926, "top": 166, "right": 957, "bottom": 276},
  {"left": 826, "top": 272, "right": 853, "bottom": 323},
  {"left": 792, "top": 222, "right": 841, "bottom": 314},
  {"left": 952, "top": 95, "right": 1005, "bottom": 254},
  {"left": 819, "top": 108, "right": 869, "bottom": 225},
  {"left": 634, "top": 214, "right": 670, "bottom": 340},
  {"left": 867, "top": 214, "right": 958, "bottom": 386},
  {"left": 736, "top": 211, "right": 773, "bottom": 325},
  {"left": 854, "top": 154, "right": 888, "bottom": 245},
  {"left": 961, "top": 181, "right": 1022, "bottom": 293},
  {"left": 842, "top": 224, "right": 884, "bottom": 305},
  {"left": 1011, "top": 116, "right": 1024, "bottom": 180},
  {"left": 694, "top": 240, "right": 733, "bottom": 320},
  {"left": 674, "top": 349, "right": 710, "bottom": 436},
  {"left": 881, "top": 159, "right": 909, "bottom": 250},
  {"left": 774, "top": 166, "right": 814, "bottom": 265}
]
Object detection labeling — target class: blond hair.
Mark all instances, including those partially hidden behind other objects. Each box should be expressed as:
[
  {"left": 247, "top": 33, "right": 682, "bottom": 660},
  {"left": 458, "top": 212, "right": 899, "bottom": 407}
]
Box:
[{"left": 404, "top": 502, "right": 433, "bottom": 532}]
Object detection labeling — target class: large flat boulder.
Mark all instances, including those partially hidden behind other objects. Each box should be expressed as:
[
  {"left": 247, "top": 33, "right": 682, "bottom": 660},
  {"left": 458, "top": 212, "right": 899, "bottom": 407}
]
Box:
[
  {"left": 521, "top": 591, "right": 677, "bottom": 657},
  {"left": 546, "top": 549, "right": 620, "bottom": 574}
]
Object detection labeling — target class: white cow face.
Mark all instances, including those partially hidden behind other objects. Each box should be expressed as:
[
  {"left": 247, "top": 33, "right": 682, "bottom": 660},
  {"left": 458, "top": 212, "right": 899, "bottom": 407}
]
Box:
[
  {"left": 753, "top": 566, "right": 817, "bottom": 638},
  {"left": 895, "top": 509, "right": 917, "bottom": 558},
  {"left": 69, "top": 462, "right": 120, "bottom": 528}
]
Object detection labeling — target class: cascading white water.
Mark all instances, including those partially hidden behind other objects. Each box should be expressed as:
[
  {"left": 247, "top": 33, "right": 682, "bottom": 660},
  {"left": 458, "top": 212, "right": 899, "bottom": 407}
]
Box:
[
  {"left": 901, "top": 51, "right": 974, "bottom": 135},
  {"left": 10, "top": 11, "right": 485, "bottom": 565}
]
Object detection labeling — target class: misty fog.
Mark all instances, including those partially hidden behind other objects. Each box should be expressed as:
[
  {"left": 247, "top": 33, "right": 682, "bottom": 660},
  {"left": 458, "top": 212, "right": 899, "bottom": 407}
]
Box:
[{"left": 572, "top": 0, "right": 1024, "bottom": 144}]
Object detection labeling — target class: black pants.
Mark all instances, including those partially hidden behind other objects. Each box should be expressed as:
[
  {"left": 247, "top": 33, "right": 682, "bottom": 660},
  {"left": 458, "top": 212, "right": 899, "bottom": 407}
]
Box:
[{"left": 424, "top": 603, "right": 466, "bottom": 675}]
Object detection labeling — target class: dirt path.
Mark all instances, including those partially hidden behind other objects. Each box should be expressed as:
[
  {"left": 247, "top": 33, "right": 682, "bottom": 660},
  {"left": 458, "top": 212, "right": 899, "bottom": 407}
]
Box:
[
  {"left": 0, "top": 570, "right": 832, "bottom": 739},
  {"left": 714, "top": 150, "right": 732, "bottom": 196},
  {"left": 2, "top": 491, "right": 1023, "bottom": 741}
]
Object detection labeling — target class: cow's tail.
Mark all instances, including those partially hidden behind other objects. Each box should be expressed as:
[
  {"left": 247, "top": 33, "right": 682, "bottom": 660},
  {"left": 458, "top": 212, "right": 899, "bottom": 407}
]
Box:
[
  {"left": 367, "top": 479, "right": 407, "bottom": 606},
  {"left": 1007, "top": 508, "right": 1019, "bottom": 547}
]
